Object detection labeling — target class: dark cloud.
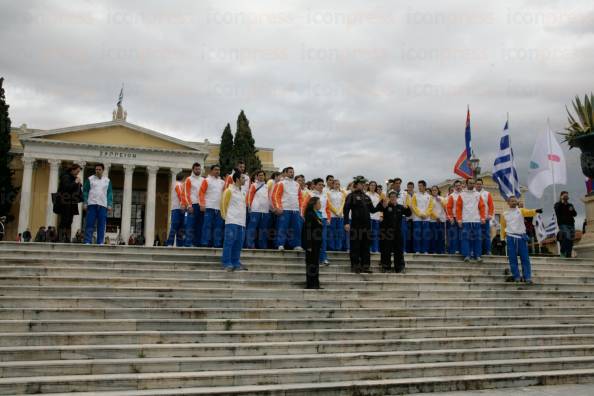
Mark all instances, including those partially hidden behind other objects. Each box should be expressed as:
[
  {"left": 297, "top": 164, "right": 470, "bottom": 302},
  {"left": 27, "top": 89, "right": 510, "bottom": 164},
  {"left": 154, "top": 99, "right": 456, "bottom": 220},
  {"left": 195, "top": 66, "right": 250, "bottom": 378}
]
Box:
[{"left": 0, "top": 0, "right": 590, "bottom": 224}]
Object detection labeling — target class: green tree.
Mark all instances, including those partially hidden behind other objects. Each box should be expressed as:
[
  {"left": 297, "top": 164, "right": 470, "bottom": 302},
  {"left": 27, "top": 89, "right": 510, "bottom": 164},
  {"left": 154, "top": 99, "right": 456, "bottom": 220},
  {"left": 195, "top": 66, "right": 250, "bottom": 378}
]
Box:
[
  {"left": 232, "top": 110, "right": 262, "bottom": 175},
  {"left": 0, "top": 77, "right": 18, "bottom": 221},
  {"left": 219, "top": 123, "right": 234, "bottom": 177}
]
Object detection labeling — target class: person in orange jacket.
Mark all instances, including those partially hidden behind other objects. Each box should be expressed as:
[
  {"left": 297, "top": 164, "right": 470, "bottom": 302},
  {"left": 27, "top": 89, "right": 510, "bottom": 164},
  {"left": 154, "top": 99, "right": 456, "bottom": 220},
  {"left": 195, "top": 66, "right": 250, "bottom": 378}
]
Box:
[
  {"left": 475, "top": 178, "right": 495, "bottom": 255},
  {"left": 456, "top": 178, "right": 486, "bottom": 262}
]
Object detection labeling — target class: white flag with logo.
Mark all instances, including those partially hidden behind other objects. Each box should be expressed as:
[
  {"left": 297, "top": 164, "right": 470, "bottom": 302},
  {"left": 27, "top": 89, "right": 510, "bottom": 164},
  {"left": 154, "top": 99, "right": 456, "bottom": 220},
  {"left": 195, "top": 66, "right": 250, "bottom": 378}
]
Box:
[{"left": 527, "top": 128, "right": 567, "bottom": 199}]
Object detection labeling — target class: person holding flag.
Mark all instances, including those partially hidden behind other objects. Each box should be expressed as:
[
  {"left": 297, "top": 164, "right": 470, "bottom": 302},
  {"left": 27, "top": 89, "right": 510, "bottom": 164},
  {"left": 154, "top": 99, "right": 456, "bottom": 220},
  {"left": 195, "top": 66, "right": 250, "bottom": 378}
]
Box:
[
  {"left": 456, "top": 178, "right": 486, "bottom": 262},
  {"left": 501, "top": 196, "right": 543, "bottom": 284},
  {"left": 446, "top": 180, "right": 463, "bottom": 254}
]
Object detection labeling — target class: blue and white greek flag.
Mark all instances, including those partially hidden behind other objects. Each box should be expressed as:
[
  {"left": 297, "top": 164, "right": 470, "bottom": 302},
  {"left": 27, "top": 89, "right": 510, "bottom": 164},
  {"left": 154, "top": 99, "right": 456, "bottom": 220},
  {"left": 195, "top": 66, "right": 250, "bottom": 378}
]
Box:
[
  {"left": 534, "top": 213, "right": 559, "bottom": 243},
  {"left": 493, "top": 121, "right": 521, "bottom": 200}
]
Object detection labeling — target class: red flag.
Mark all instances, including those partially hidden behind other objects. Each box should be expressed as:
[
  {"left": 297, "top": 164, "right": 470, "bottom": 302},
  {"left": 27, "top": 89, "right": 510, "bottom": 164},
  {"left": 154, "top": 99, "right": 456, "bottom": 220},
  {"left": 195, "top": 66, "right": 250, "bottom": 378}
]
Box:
[{"left": 454, "top": 149, "right": 473, "bottom": 179}]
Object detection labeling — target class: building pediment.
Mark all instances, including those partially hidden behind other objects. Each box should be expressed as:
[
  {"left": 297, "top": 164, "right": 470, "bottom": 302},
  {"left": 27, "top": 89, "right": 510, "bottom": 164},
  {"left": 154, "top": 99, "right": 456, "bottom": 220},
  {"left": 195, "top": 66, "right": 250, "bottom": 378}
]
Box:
[{"left": 22, "top": 120, "right": 206, "bottom": 153}]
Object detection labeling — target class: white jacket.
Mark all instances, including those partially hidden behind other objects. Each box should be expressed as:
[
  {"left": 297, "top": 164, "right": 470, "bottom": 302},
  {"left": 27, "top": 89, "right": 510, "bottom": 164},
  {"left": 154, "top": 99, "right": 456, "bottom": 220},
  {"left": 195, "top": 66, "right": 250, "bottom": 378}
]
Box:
[
  {"left": 367, "top": 192, "right": 381, "bottom": 221},
  {"left": 200, "top": 175, "right": 224, "bottom": 210},
  {"left": 328, "top": 189, "right": 346, "bottom": 218},
  {"left": 184, "top": 174, "right": 204, "bottom": 206},
  {"left": 272, "top": 179, "right": 301, "bottom": 211},
  {"left": 430, "top": 195, "right": 447, "bottom": 222},
  {"left": 171, "top": 181, "right": 184, "bottom": 211},
  {"left": 247, "top": 181, "right": 270, "bottom": 214},
  {"left": 411, "top": 191, "right": 433, "bottom": 222},
  {"left": 456, "top": 190, "right": 486, "bottom": 223},
  {"left": 221, "top": 185, "right": 247, "bottom": 227}
]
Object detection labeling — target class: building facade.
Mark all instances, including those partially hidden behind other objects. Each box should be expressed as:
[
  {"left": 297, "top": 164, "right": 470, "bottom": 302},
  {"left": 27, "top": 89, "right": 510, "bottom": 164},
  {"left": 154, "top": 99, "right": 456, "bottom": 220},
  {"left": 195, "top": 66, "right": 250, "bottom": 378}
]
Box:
[{"left": 7, "top": 105, "right": 276, "bottom": 245}]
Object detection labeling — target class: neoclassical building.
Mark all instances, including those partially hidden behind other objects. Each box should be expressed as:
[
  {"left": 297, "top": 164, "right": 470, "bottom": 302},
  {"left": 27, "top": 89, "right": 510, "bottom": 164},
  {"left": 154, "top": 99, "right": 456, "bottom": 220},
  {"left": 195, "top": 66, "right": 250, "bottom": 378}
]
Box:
[{"left": 7, "top": 104, "right": 276, "bottom": 245}]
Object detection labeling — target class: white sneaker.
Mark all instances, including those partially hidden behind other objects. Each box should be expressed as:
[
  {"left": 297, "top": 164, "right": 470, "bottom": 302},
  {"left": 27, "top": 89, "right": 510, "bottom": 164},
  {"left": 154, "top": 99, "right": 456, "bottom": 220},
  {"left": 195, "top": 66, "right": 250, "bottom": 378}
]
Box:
[
  {"left": 278, "top": 246, "right": 285, "bottom": 251},
  {"left": 294, "top": 246, "right": 303, "bottom": 251},
  {"left": 323, "top": 260, "right": 329, "bottom": 266}
]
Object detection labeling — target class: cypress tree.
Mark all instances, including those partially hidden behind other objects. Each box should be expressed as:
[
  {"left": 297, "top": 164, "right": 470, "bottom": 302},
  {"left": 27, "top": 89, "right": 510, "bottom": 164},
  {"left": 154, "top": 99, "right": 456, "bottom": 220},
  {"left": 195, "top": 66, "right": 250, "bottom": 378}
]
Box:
[
  {"left": 0, "top": 77, "right": 18, "bottom": 222},
  {"left": 219, "top": 123, "right": 234, "bottom": 177},
  {"left": 232, "top": 110, "right": 262, "bottom": 175}
]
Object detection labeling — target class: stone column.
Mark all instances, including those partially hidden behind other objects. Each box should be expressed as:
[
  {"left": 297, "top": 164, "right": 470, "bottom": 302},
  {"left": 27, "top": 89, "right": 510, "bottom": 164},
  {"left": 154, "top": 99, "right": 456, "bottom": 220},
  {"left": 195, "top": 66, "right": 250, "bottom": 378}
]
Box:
[
  {"left": 17, "top": 157, "right": 36, "bottom": 234},
  {"left": 120, "top": 164, "right": 135, "bottom": 244},
  {"left": 45, "top": 159, "right": 62, "bottom": 227},
  {"left": 104, "top": 162, "right": 111, "bottom": 178},
  {"left": 168, "top": 168, "right": 182, "bottom": 231},
  {"left": 144, "top": 166, "right": 159, "bottom": 246},
  {"left": 70, "top": 161, "right": 86, "bottom": 239},
  {"left": 574, "top": 195, "right": 594, "bottom": 258}
]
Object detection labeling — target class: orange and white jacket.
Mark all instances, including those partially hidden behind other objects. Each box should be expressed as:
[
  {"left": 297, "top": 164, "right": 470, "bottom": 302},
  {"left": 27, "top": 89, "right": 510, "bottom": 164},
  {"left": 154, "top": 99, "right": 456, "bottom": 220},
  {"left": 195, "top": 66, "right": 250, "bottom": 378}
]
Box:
[
  {"left": 446, "top": 191, "right": 461, "bottom": 221},
  {"left": 411, "top": 191, "right": 434, "bottom": 222},
  {"left": 455, "top": 190, "right": 486, "bottom": 223},
  {"left": 327, "top": 188, "right": 347, "bottom": 218},
  {"left": 271, "top": 178, "right": 302, "bottom": 212},
  {"left": 199, "top": 175, "right": 225, "bottom": 210},
  {"left": 183, "top": 174, "right": 205, "bottom": 206},
  {"left": 301, "top": 190, "right": 332, "bottom": 219},
  {"left": 477, "top": 189, "right": 495, "bottom": 219},
  {"left": 224, "top": 174, "right": 250, "bottom": 194},
  {"left": 171, "top": 181, "right": 185, "bottom": 210},
  {"left": 246, "top": 181, "right": 269, "bottom": 214}
]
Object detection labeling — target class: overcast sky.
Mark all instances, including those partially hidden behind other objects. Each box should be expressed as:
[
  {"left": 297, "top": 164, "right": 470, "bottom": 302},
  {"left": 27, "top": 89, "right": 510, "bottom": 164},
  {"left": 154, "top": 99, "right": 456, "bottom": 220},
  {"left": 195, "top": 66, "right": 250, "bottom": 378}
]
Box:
[{"left": 1, "top": 0, "right": 591, "bottom": 223}]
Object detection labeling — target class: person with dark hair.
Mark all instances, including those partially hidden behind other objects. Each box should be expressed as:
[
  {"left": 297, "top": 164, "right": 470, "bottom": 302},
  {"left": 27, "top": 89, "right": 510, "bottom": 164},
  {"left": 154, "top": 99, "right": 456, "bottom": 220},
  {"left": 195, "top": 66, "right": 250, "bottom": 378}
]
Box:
[
  {"left": 475, "top": 178, "right": 495, "bottom": 255},
  {"left": 411, "top": 180, "right": 433, "bottom": 254},
  {"left": 328, "top": 179, "right": 347, "bottom": 252},
  {"left": 221, "top": 169, "right": 248, "bottom": 271},
  {"left": 55, "top": 163, "right": 83, "bottom": 243},
  {"left": 429, "top": 185, "right": 446, "bottom": 254},
  {"left": 267, "top": 171, "right": 282, "bottom": 248},
  {"left": 456, "top": 179, "right": 486, "bottom": 262},
  {"left": 200, "top": 164, "right": 225, "bottom": 248},
  {"left": 83, "top": 163, "right": 113, "bottom": 245},
  {"left": 367, "top": 181, "right": 382, "bottom": 253},
  {"left": 166, "top": 172, "right": 186, "bottom": 247},
  {"left": 34, "top": 226, "right": 47, "bottom": 242},
  {"left": 302, "top": 196, "right": 323, "bottom": 289},
  {"left": 21, "top": 229, "right": 31, "bottom": 243},
  {"left": 224, "top": 160, "right": 250, "bottom": 193},
  {"left": 271, "top": 167, "right": 303, "bottom": 251},
  {"left": 446, "top": 180, "right": 463, "bottom": 254},
  {"left": 501, "top": 196, "right": 542, "bottom": 284},
  {"left": 375, "top": 191, "right": 412, "bottom": 273},
  {"left": 183, "top": 162, "right": 205, "bottom": 247},
  {"left": 344, "top": 176, "right": 381, "bottom": 274},
  {"left": 303, "top": 178, "right": 331, "bottom": 265},
  {"left": 554, "top": 191, "right": 577, "bottom": 258},
  {"left": 404, "top": 181, "right": 415, "bottom": 252},
  {"left": 246, "top": 170, "right": 271, "bottom": 249}
]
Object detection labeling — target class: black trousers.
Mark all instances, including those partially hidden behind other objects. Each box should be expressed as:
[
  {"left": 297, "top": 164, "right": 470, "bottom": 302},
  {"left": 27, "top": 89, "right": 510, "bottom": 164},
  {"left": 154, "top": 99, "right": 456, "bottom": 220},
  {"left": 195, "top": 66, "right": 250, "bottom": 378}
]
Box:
[
  {"left": 349, "top": 227, "right": 371, "bottom": 272},
  {"left": 58, "top": 212, "right": 74, "bottom": 243},
  {"left": 380, "top": 234, "right": 405, "bottom": 273},
  {"left": 305, "top": 245, "right": 321, "bottom": 289}
]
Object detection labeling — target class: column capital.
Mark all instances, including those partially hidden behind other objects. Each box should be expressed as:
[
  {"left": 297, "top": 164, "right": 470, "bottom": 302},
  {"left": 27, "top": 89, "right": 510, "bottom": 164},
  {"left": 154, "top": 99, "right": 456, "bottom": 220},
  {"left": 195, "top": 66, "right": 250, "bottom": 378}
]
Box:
[
  {"left": 22, "top": 157, "right": 36, "bottom": 167},
  {"left": 147, "top": 166, "right": 159, "bottom": 175},
  {"left": 170, "top": 167, "right": 182, "bottom": 175},
  {"left": 123, "top": 164, "right": 136, "bottom": 173},
  {"left": 47, "top": 159, "right": 62, "bottom": 167}
]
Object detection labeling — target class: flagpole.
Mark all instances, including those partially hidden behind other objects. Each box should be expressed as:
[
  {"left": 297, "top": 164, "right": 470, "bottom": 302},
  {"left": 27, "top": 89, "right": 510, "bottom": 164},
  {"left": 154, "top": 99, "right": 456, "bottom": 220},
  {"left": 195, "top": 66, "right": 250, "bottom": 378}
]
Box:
[{"left": 547, "top": 117, "right": 560, "bottom": 256}]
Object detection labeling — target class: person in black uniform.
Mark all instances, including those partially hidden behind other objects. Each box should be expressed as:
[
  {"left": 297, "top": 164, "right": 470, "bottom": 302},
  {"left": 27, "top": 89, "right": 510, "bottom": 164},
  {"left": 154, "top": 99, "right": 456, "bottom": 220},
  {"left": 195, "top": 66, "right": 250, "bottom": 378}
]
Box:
[
  {"left": 375, "top": 191, "right": 412, "bottom": 273},
  {"left": 55, "top": 163, "right": 83, "bottom": 243},
  {"left": 302, "top": 196, "right": 323, "bottom": 289},
  {"left": 344, "top": 176, "right": 380, "bottom": 274}
]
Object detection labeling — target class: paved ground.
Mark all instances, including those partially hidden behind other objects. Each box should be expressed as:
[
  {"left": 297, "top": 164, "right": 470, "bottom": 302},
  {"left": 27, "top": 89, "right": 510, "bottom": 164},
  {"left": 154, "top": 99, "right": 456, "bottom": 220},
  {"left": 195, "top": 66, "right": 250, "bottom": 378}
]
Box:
[{"left": 416, "top": 384, "right": 594, "bottom": 395}]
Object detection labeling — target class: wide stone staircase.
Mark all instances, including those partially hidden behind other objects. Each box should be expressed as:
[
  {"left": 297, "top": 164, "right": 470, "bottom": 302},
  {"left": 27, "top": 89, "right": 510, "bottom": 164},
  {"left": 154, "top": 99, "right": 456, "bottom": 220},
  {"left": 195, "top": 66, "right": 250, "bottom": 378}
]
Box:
[{"left": 0, "top": 242, "right": 594, "bottom": 395}]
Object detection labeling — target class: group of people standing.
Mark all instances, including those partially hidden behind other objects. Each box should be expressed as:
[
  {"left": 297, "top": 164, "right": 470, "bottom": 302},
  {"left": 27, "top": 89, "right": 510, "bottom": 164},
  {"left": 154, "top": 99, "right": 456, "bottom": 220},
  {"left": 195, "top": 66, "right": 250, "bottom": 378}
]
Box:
[{"left": 52, "top": 159, "right": 577, "bottom": 290}]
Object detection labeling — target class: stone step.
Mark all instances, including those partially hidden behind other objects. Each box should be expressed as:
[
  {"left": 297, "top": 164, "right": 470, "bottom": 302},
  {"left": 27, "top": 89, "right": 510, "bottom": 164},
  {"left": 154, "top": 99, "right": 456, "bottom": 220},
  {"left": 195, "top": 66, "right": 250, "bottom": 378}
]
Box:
[
  {"left": 2, "top": 335, "right": 594, "bottom": 362},
  {"left": 4, "top": 324, "right": 594, "bottom": 347},
  {"left": 2, "top": 356, "right": 594, "bottom": 394},
  {"left": 15, "top": 368, "right": 594, "bottom": 396},
  {"left": 3, "top": 344, "right": 594, "bottom": 378},
  {"left": 3, "top": 316, "right": 594, "bottom": 333},
  {"left": 0, "top": 251, "right": 589, "bottom": 271},
  {"left": 5, "top": 258, "right": 594, "bottom": 278},
  {"left": 2, "top": 285, "right": 593, "bottom": 300},
  {"left": 4, "top": 306, "right": 594, "bottom": 321},
  {"left": 2, "top": 296, "right": 592, "bottom": 310},
  {"left": 3, "top": 275, "right": 594, "bottom": 292},
  {"left": 4, "top": 266, "right": 594, "bottom": 284}
]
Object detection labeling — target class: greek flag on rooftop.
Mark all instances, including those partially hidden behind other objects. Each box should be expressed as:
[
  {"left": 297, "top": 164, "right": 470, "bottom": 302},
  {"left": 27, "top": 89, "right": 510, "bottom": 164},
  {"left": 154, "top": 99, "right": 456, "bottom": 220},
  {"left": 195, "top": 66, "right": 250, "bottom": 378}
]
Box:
[{"left": 493, "top": 120, "right": 521, "bottom": 200}]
